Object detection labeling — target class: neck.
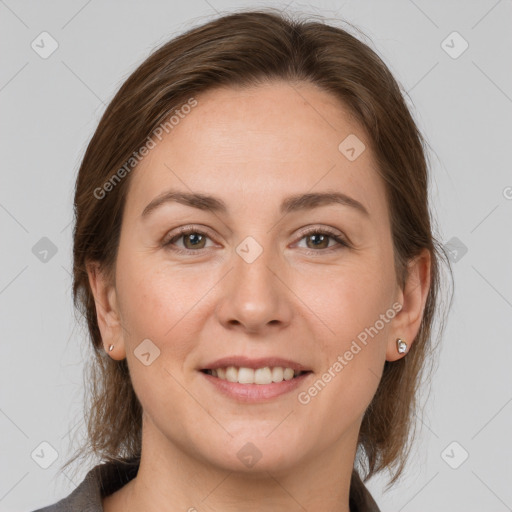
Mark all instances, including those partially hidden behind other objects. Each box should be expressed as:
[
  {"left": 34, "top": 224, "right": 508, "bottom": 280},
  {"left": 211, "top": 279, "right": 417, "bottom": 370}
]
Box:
[{"left": 107, "top": 420, "right": 359, "bottom": 512}]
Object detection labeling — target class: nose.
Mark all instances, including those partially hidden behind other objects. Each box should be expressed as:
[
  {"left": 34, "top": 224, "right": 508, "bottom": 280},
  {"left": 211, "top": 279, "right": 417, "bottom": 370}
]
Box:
[{"left": 215, "top": 245, "right": 294, "bottom": 335}]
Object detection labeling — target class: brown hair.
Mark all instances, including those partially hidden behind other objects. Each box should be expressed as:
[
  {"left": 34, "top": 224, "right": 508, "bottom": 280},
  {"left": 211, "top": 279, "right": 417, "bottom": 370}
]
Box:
[{"left": 64, "top": 8, "right": 450, "bottom": 489}]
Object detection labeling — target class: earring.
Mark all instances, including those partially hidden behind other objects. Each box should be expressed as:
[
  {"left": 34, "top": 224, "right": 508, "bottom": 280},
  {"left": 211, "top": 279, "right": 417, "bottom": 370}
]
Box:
[
  {"left": 396, "top": 338, "right": 407, "bottom": 354},
  {"left": 108, "top": 344, "right": 114, "bottom": 352}
]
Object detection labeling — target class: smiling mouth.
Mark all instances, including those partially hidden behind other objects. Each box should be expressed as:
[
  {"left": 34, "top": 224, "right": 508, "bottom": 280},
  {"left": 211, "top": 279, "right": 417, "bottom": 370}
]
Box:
[{"left": 200, "top": 366, "right": 311, "bottom": 385}]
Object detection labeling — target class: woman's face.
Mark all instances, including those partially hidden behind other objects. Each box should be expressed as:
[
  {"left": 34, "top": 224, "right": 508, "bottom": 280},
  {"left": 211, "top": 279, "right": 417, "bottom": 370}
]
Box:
[{"left": 92, "top": 81, "right": 424, "bottom": 474}]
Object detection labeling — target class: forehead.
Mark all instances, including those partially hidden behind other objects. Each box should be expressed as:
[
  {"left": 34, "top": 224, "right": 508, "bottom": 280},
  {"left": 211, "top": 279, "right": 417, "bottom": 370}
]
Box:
[
  {"left": 125, "top": 81, "right": 387, "bottom": 220},
  {"left": 164, "top": 81, "right": 363, "bottom": 163}
]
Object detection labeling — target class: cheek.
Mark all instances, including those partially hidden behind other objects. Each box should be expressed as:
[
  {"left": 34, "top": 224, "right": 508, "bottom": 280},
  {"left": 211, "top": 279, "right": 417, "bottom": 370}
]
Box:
[
  {"left": 114, "top": 257, "right": 212, "bottom": 422},
  {"left": 115, "top": 253, "right": 214, "bottom": 355},
  {"left": 294, "top": 248, "right": 396, "bottom": 416},
  {"left": 296, "top": 264, "right": 394, "bottom": 429},
  {"left": 298, "top": 255, "right": 395, "bottom": 346}
]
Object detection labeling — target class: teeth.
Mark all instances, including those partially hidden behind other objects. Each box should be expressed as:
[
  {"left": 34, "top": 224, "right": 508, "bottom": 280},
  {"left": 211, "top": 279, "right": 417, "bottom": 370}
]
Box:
[
  {"left": 207, "top": 366, "right": 303, "bottom": 384},
  {"left": 255, "top": 367, "right": 273, "bottom": 384},
  {"left": 283, "top": 368, "right": 294, "bottom": 381},
  {"left": 271, "top": 366, "right": 284, "bottom": 382},
  {"left": 225, "top": 366, "right": 238, "bottom": 383},
  {"left": 238, "top": 367, "right": 255, "bottom": 384}
]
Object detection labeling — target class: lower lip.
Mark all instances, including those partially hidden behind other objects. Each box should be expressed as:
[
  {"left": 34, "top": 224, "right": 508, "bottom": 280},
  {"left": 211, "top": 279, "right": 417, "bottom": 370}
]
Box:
[{"left": 200, "top": 371, "right": 312, "bottom": 403}]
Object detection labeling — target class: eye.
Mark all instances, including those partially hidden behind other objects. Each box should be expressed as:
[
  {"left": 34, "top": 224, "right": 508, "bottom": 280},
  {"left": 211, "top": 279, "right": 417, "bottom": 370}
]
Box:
[
  {"left": 163, "top": 226, "right": 350, "bottom": 255},
  {"left": 163, "top": 226, "right": 215, "bottom": 253},
  {"left": 294, "top": 227, "right": 350, "bottom": 254}
]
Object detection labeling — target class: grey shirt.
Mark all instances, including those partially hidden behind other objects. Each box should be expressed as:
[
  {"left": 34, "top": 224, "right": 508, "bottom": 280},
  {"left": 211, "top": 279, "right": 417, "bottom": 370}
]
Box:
[{"left": 32, "top": 457, "right": 381, "bottom": 511}]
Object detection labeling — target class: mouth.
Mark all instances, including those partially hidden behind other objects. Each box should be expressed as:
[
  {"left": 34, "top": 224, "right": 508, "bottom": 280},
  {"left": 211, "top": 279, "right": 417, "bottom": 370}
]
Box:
[
  {"left": 200, "top": 366, "right": 312, "bottom": 385},
  {"left": 199, "top": 356, "right": 313, "bottom": 401}
]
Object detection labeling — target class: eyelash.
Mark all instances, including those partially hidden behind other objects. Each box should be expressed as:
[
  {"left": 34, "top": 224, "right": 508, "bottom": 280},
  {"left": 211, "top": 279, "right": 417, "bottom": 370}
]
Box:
[{"left": 163, "top": 226, "right": 350, "bottom": 256}]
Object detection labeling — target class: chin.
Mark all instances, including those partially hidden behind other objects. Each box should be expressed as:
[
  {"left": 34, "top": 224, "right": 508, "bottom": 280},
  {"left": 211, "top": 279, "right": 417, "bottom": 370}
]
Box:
[{"left": 197, "top": 431, "right": 309, "bottom": 475}]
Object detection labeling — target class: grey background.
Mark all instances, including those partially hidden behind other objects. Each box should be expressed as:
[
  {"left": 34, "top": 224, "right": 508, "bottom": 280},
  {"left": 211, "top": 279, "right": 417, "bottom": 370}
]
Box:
[{"left": 1, "top": 0, "right": 511, "bottom": 511}]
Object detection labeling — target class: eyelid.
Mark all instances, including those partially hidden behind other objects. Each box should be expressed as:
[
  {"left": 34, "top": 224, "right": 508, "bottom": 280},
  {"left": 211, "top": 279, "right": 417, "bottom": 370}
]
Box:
[
  {"left": 295, "top": 225, "right": 346, "bottom": 241},
  {"left": 163, "top": 224, "right": 212, "bottom": 239}
]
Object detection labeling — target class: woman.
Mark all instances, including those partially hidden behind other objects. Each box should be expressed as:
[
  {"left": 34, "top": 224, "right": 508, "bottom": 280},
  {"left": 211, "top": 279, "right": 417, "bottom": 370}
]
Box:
[{"left": 33, "top": 8, "right": 447, "bottom": 512}]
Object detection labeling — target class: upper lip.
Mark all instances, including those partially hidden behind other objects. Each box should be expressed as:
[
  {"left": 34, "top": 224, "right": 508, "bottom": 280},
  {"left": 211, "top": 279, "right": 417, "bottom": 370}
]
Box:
[{"left": 201, "top": 356, "right": 311, "bottom": 372}]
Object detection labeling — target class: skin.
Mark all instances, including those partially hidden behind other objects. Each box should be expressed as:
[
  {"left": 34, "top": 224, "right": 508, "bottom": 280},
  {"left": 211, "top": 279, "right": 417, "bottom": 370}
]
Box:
[{"left": 87, "top": 81, "right": 431, "bottom": 512}]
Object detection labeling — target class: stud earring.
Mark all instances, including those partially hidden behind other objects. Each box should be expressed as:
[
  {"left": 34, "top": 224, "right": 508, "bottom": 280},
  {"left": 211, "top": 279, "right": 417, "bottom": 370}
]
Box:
[
  {"left": 108, "top": 344, "right": 114, "bottom": 352},
  {"left": 396, "top": 338, "right": 407, "bottom": 354}
]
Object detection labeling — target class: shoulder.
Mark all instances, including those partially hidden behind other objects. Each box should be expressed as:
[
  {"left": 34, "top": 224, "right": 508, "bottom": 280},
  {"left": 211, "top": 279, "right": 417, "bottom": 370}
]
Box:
[
  {"left": 29, "top": 468, "right": 101, "bottom": 512},
  {"left": 29, "top": 458, "right": 140, "bottom": 512},
  {"left": 350, "top": 469, "right": 381, "bottom": 512}
]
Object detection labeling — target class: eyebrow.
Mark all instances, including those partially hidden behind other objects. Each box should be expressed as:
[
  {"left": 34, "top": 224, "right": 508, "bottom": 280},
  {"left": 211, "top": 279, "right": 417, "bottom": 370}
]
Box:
[{"left": 141, "top": 189, "right": 369, "bottom": 218}]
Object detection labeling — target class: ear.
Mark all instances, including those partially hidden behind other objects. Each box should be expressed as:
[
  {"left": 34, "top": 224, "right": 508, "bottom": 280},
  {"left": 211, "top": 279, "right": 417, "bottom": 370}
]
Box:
[
  {"left": 86, "top": 261, "right": 127, "bottom": 360},
  {"left": 386, "top": 248, "right": 431, "bottom": 361}
]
